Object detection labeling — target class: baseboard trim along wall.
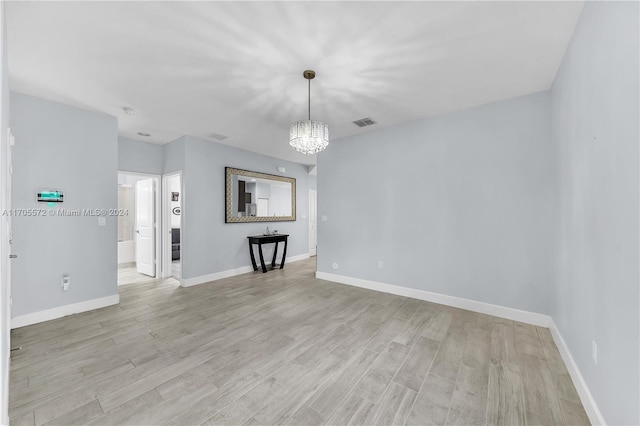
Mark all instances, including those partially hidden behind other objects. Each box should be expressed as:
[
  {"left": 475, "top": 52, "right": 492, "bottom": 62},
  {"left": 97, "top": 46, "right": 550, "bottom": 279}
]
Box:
[
  {"left": 11, "top": 255, "right": 312, "bottom": 326},
  {"left": 180, "top": 253, "right": 310, "bottom": 288},
  {"left": 316, "top": 270, "right": 604, "bottom": 425},
  {"left": 316, "top": 271, "right": 551, "bottom": 327},
  {"left": 11, "top": 294, "right": 120, "bottom": 329},
  {"left": 549, "top": 319, "right": 606, "bottom": 426},
  {"left": 181, "top": 266, "right": 254, "bottom": 287}
]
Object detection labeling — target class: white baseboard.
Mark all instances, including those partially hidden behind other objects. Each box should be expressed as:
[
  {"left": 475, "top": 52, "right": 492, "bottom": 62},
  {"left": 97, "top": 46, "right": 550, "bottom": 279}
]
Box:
[
  {"left": 285, "top": 253, "right": 310, "bottom": 263},
  {"left": 181, "top": 266, "right": 254, "bottom": 287},
  {"left": 181, "top": 253, "right": 310, "bottom": 288},
  {"left": 549, "top": 319, "right": 606, "bottom": 426},
  {"left": 315, "top": 271, "right": 551, "bottom": 327},
  {"left": 11, "top": 294, "right": 120, "bottom": 329}
]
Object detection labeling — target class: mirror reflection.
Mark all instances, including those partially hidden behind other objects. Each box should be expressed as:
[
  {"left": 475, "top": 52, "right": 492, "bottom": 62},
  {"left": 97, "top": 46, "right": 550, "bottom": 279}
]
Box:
[{"left": 225, "top": 167, "right": 296, "bottom": 223}]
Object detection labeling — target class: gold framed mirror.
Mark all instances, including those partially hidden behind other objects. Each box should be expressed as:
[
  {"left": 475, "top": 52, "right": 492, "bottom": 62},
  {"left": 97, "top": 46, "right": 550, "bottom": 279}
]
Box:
[{"left": 225, "top": 167, "right": 296, "bottom": 223}]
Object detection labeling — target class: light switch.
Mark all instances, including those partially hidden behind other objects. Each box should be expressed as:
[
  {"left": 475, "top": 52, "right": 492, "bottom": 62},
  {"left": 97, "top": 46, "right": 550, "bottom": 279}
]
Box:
[
  {"left": 321, "top": 215, "right": 328, "bottom": 222},
  {"left": 98, "top": 217, "right": 106, "bottom": 226}
]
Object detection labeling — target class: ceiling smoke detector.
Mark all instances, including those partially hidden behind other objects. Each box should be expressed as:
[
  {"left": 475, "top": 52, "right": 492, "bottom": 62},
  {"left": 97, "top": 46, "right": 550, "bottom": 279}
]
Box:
[
  {"left": 122, "top": 107, "right": 136, "bottom": 115},
  {"left": 352, "top": 117, "right": 377, "bottom": 128},
  {"left": 208, "top": 132, "right": 228, "bottom": 141},
  {"left": 137, "top": 132, "right": 151, "bottom": 137}
]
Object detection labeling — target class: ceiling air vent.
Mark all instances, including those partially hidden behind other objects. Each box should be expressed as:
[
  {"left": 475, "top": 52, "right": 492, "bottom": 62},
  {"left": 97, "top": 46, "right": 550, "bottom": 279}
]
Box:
[
  {"left": 352, "top": 117, "right": 377, "bottom": 128},
  {"left": 208, "top": 132, "right": 228, "bottom": 141}
]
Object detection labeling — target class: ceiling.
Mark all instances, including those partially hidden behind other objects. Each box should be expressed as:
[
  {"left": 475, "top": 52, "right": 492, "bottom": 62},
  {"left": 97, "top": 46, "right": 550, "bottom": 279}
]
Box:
[{"left": 5, "top": 1, "right": 584, "bottom": 166}]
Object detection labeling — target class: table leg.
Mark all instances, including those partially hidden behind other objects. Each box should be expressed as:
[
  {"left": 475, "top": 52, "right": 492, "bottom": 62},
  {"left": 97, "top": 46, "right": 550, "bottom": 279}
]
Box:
[
  {"left": 258, "top": 243, "right": 267, "bottom": 273},
  {"left": 280, "top": 238, "right": 288, "bottom": 269},
  {"left": 248, "top": 241, "right": 258, "bottom": 271},
  {"left": 271, "top": 241, "right": 279, "bottom": 268}
]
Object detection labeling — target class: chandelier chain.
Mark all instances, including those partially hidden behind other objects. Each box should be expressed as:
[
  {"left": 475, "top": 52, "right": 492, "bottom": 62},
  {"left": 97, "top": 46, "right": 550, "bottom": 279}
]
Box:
[{"left": 308, "top": 78, "right": 311, "bottom": 120}]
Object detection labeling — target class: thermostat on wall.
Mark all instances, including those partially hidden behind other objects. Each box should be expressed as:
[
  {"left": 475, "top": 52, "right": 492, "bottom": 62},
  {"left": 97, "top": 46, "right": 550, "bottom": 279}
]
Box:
[{"left": 36, "top": 190, "right": 64, "bottom": 203}]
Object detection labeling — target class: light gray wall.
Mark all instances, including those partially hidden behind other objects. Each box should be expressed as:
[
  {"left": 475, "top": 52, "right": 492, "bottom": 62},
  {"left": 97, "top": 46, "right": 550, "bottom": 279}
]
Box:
[
  {"left": 179, "top": 136, "right": 310, "bottom": 280},
  {"left": 120, "top": 122, "right": 314, "bottom": 282},
  {"left": 118, "top": 136, "right": 163, "bottom": 175},
  {"left": 551, "top": 2, "right": 639, "bottom": 424},
  {"left": 10, "top": 93, "right": 118, "bottom": 316},
  {"left": 317, "top": 92, "right": 554, "bottom": 314},
  {"left": 163, "top": 136, "right": 186, "bottom": 175},
  {"left": 117, "top": 173, "right": 150, "bottom": 186}
]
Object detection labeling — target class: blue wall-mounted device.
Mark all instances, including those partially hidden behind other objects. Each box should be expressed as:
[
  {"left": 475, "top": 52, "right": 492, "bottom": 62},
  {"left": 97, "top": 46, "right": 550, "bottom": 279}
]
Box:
[{"left": 36, "top": 190, "right": 64, "bottom": 203}]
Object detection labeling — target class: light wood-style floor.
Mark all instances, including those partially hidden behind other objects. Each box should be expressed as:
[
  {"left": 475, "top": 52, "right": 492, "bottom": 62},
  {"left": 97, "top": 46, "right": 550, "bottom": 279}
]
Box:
[
  {"left": 10, "top": 258, "right": 590, "bottom": 425},
  {"left": 117, "top": 262, "right": 181, "bottom": 287}
]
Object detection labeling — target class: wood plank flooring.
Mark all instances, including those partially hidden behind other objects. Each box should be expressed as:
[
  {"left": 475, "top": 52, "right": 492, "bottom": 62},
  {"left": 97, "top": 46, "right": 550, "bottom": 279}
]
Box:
[{"left": 10, "top": 258, "right": 590, "bottom": 425}]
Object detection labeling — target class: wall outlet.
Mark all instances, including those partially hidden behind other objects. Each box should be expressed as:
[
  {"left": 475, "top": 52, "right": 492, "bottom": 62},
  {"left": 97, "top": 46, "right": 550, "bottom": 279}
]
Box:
[
  {"left": 377, "top": 261, "right": 383, "bottom": 269},
  {"left": 62, "top": 274, "right": 70, "bottom": 291},
  {"left": 98, "top": 217, "right": 106, "bottom": 226},
  {"left": 592, "top": 340, "right": 598, "bottom": 365}
]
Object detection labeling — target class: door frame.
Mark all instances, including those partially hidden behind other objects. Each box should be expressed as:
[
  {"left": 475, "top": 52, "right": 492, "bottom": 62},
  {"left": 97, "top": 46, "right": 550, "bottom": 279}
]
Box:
[
  {"left": 309, "top": 189, "right": 317, "bottom": 256},
  {"left": 117, "top": 171, "right": 161, "bottom": 279},
  {"left": 0, "top": 0, "right": 11, "bottom": 419},
  {"left": 162, "top": 171, "right": 182, "bottom": 279},
  {"left": 0, "top": 123, "right": 11, "bottom": 426}
]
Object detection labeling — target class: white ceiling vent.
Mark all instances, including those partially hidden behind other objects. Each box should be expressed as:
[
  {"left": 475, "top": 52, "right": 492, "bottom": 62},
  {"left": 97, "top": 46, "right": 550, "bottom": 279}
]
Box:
[
  {"left": 208, "top": 132, "right": 228, "bottom": 140},
  {"left": 352, "top": 117, "right": 377, "bottom": 128}
]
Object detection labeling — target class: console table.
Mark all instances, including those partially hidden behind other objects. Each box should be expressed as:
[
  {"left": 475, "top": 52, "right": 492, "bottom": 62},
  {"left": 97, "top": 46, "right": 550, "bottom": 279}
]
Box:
[{"left": 247, "top": 234, "right": 289, "bottom": 273}]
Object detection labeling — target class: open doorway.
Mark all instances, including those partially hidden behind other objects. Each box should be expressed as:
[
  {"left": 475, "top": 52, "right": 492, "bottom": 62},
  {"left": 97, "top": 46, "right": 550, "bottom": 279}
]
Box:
[
  {"left": 117, "top": 172, "right": 161, "bottom": 286},
  {"left": 163, "top": 172, "right": 181, "bottom": 280}
]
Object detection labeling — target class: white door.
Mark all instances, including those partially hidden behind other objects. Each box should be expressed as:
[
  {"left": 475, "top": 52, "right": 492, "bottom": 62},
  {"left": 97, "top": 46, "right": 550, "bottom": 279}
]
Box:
[
  {"left": 309, "top": 189, "right": 317, "bottom": 255},
  {"left": 135, "top": 178, "right": 155, "bottom": 277},
  {"left": 1, "top": 8, "right": 12, "bottom": 419}
]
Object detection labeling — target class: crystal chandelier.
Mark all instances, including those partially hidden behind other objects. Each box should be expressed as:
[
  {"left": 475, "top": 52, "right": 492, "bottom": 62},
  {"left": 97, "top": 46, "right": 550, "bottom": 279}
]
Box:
[{"left": 289, "top": 70, "right": 329, "bottom": 155}]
